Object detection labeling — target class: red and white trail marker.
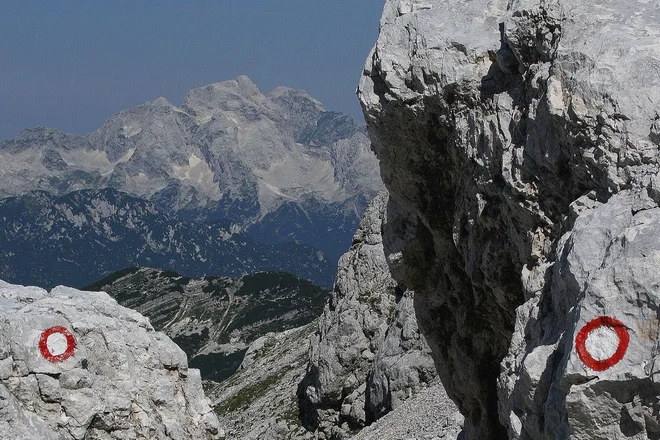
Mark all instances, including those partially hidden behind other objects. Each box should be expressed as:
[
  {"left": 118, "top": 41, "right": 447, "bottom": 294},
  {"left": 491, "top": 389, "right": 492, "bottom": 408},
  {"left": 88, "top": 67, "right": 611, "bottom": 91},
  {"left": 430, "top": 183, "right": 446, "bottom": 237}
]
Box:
[
  {"left": 575, "top": 316, "right": 629, "bottom": 372},
  {"left": 39, "top": 326, "right": 76, "bottom": 363}
]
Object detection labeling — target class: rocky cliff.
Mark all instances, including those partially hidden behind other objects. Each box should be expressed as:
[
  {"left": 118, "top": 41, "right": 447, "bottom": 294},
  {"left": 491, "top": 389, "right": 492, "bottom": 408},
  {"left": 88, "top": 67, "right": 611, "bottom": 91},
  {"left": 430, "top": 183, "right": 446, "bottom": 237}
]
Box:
[
  {"left": 358, "top": 0, "right": 660, "bottom": 438},
  {"left": 298, "top": 192, "right": 454, "bottom": 439},
  {"left": 0, "top": 280, "right": 221, "bottom": 439},
  {"left": 178, "top": 192, "right": 461, "bottom": 440}
]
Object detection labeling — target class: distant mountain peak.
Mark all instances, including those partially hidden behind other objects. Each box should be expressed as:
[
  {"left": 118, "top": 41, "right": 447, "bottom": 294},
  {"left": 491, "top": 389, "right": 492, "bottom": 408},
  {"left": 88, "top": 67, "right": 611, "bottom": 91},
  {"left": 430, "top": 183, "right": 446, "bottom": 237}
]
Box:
[
  {"left": 150, "top": 96, "right": 172, "bottom": 107},
  {"left": 267, "top": 85, "right": 325, "bottom": 111},
  {"left": 182, "top": 75, "right": 276, "bottom": 121}
]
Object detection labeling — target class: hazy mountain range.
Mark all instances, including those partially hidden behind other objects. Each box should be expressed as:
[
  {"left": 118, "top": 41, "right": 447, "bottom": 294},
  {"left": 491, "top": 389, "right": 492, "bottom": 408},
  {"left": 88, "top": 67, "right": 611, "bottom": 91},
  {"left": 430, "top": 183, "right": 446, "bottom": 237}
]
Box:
[{"left": 0, "top": 76, "right": 383, "bottom": 264}]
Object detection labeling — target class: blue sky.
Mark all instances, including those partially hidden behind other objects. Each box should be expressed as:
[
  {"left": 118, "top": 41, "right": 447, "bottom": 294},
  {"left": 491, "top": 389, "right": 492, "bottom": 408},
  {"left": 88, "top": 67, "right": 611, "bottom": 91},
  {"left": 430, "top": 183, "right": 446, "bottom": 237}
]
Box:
[{"left": 0, "top": 1, "right": 384, "bottom": 140}]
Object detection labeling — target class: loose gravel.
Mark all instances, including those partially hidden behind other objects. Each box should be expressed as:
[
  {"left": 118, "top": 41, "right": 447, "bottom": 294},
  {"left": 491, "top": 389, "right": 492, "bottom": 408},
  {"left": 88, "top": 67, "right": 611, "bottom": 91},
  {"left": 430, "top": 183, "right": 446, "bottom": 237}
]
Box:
[{"left": 353, "top": 382, "right": 464, "bottom": 440}]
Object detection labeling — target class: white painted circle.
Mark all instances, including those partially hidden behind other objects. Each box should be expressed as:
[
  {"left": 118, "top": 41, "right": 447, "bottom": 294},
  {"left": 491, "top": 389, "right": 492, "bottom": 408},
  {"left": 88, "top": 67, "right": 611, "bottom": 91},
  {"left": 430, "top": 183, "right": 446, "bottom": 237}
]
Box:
[
  {"left": 584, "top": 325, "right": 620, "bottom": 361},
  {"left": 46, "top": 332, "right": 69, "bottom": 356}
]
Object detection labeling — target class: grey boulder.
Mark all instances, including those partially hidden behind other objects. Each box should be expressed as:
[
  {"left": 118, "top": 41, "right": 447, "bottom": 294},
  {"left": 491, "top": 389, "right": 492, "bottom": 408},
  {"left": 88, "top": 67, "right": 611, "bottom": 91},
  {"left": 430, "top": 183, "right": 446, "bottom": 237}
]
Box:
[{"left": 0, "top": 281, "right": 222, "bottom": 439}]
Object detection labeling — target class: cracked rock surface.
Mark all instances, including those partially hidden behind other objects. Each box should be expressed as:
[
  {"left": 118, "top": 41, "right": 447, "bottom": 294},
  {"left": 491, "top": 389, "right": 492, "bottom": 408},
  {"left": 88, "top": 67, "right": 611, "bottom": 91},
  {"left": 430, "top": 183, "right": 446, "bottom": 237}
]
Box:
[
  {"left": 0, "top": 281, "right": 222, "bottom": 439},
  {"left": 359, "top": 0, "right": 660, "bottom": 438}
]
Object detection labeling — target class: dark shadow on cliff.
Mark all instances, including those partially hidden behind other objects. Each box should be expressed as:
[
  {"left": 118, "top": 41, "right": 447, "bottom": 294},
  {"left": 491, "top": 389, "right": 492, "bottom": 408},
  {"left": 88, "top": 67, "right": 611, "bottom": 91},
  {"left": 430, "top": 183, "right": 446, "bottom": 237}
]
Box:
[{"left": 367, "top": 32, "right": 548, "bottom": 438}]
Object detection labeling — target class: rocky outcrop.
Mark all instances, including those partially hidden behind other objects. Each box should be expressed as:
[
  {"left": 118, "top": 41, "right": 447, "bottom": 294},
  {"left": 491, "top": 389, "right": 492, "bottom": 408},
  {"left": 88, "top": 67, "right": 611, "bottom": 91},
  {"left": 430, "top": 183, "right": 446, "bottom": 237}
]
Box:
[
  {"left": 359, "top": 0, "right": 660, "bottom": 438},
  {"left": 0, "top": 280, "right": 221, "bottom": 439},
  {"left": 298, "top": 192, "right": 442, "bottom": 438},
  {"left": 499, "top": 190, "right": 660, "bottom": 439}
]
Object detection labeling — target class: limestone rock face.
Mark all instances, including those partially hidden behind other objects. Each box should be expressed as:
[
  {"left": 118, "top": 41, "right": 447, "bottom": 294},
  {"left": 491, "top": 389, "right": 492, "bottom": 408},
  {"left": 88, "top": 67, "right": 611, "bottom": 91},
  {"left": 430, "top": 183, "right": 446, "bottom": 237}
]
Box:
[
  {"left": 359, "top": 0, "right": 660, "bottom": 438},
  {"left": 500, "top": 191, "right": 660, "bottom": 439},
  {"left": 298, "top": 192, "right": 439, "bottom": 438},
  {"left": 0, "top": 281, "right": 222, "bottom": 439}
]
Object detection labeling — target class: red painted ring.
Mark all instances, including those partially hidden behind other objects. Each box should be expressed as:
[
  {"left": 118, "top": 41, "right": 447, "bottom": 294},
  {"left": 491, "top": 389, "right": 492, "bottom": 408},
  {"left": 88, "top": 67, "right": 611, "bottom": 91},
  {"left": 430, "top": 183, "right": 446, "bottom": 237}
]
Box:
[
  {"left": 575, "top": 316, "right": 629, "bottom": 371},
  {"left": 39, "top": 326, "right": 76, "bottom": 363}
]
